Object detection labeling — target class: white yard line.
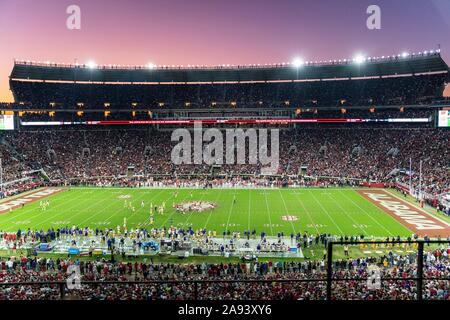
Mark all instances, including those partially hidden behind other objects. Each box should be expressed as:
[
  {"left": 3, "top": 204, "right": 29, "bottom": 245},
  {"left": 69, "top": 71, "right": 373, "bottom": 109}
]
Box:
[
  {"left": 35, "top": 190, "right": 115, "bottom": 228},
  {"left": 159, "top": 190, "right": 194, "bottom": 227},
  {"left": 291, "top": 190, "right": 320, "bottom": 234},
  {"left": 247, "top": 189, "right": 251, "bottom": 231},
  {"left": 102, "top": 189, "right": 167, "bottom": 227},
  {"left": 324, "top": 193, "right": 368, "bottom": 236},
  {"left": 278, "top": 189, "right": 296, "bottom": 234},
  {"left": 224, "top": 192, "right": 236, "bottom": 234},
  {"left": 308, "top": 190, "right": 344, "bottom": 235},
  {"left": 183, "top": 191, "right": 210, "bottom": 228},
  {"left": 0, "top": 189, "right": 85, "bottom": 225},
  {"left": 339, "top": 190, "right": 396, "bottom": 236},
  {"left": 262, "top": 190, "right": 274, "bottom": 236},
  {"left": 203, "top": 190, "right": 224, "bottom": 230},
  {"left": 79, "top": 189, "right": 172, "bottom": 228}
]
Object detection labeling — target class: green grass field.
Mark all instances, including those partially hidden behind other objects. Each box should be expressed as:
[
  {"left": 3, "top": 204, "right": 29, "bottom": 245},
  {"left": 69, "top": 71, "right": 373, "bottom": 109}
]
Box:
[{"left": 0, "top": 187, "right": 416, "bottom": 238}]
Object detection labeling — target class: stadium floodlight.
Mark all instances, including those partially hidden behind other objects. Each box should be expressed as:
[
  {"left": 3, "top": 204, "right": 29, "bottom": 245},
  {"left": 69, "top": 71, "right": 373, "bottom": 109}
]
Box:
[
  {"left": 86, "top": 60, "right": 97, "bottom": 69},
  {"left": 401, "top": 52, "right": 409, "bottom": 58},
  {"left": 147, "top": 63, "right": 155, "bottom": 70},
  {"left": 353, "top": 54, "right": 366, "bottom": 64},
  {"left": 292, "top": 58, "right": 304, "bottom": 68}
]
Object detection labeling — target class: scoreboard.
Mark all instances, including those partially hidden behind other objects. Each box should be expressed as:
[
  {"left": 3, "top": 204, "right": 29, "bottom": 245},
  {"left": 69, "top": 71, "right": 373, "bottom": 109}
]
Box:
[
  {"left": 0, "top": 114, "right": 14, "bottom": 130},
  {"left": 438, "top": 108, "right": 450, "bottom": 128}
]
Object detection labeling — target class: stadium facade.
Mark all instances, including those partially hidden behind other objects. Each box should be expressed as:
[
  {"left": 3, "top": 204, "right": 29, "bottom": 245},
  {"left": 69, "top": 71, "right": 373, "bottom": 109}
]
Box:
[{"left": 5, "top": 51, "right": 449, "bottom": 126}]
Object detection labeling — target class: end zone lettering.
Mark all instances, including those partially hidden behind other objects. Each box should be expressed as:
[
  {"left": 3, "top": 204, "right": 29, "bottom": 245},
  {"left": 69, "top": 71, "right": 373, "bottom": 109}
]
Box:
[
  {"left": 0, "top": 188, "right": 64, "bottom": 213},
  {"left": 358, "top": 189, "right": 450, "bottom": 237}
]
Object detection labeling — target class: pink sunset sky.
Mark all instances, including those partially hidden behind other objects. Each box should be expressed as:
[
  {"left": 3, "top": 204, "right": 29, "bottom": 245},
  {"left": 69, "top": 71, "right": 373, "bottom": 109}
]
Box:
[{"left": 0, "top": 0, "right": 449, "bottom": 102}]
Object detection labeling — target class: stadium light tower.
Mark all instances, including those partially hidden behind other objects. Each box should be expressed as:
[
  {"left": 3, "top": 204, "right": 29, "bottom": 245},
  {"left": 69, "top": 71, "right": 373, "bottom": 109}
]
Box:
[
  {"left": 401, "top": 52, "right": 409, "bottom": 58},
  {"left": 292, "top": 58, "right": 304, "bottom": 68},
  {"left": 353, "top": 54, "right": 366, "bottom": 64},
  {"left": 86, "top": 60, "right": 97, "bottom": 69},
  {"left": 147, "top": 63, "right": 156, "bottom": 70}
]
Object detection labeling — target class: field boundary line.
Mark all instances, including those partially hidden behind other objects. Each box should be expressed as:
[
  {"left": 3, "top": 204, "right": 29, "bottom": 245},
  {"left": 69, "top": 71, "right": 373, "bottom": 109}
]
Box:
[{"left": 67, "top": 186, "right": 366, "bottom": 191}]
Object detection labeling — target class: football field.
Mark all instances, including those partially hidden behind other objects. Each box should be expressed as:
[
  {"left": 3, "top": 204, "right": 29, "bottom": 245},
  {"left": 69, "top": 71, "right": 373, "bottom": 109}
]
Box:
[{"left": 0, "top": 187, "right": 430, "bottom": 238}]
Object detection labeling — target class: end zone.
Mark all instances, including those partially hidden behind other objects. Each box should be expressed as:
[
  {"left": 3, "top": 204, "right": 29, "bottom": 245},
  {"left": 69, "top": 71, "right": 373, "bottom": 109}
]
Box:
[
  {"left": 357, "top": 189, "right": 450, "bottom": 237},
  {"left": 0, "top": 188, "right": 65, "bottom": 214}
]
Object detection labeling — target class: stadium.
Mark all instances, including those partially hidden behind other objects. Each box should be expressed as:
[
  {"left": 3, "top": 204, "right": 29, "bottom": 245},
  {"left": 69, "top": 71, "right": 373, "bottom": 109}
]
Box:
[
  {"left": 0, "top": 1, "right": 449, "bottom": 306},
  {"left": 0, "top": 50, "right": 449, "bottom": 301}
]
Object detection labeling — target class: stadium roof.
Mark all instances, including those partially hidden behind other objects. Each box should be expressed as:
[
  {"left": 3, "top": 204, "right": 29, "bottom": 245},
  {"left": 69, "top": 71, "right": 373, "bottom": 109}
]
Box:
[{"left": 10, "top": 52, "right": 449, "bottom": 84}]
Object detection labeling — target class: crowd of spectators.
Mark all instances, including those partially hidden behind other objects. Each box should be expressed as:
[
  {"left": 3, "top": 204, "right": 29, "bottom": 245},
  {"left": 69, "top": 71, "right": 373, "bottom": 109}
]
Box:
[
  {"left": 0, "top": 181, "right": 448, "bottom": 300},
  {"left": 11, "top": 73, "right": 447, "bottom": 109},
  {"left": 0, "top": 245, "right": 448, "bottom": 300},
  {"left": 1, "top": 127, "right": 448, "bottom": 196},
  {"left": 1, "top": 63, "right": 449, "bottom": 301}
]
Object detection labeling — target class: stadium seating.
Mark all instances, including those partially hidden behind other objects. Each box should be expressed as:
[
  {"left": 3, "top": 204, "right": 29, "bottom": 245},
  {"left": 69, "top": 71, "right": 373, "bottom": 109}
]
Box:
[{"left": 0, "top": 54, "right": 449, "bottom": 301}]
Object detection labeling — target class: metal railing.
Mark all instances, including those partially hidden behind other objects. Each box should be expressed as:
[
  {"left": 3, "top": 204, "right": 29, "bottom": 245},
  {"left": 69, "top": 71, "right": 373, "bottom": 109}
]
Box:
[
  {"left": 0, "top": 240, "right": 448, "bottom": 300},
  {"left": 326, "top": 239, "right": 450, "bottom": 300}
]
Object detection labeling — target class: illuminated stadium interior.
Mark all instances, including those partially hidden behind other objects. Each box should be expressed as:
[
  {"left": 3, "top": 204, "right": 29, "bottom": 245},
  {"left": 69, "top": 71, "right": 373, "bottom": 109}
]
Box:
[{"left": 0, "top": 17, "right": 449, "bottom": 304}]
